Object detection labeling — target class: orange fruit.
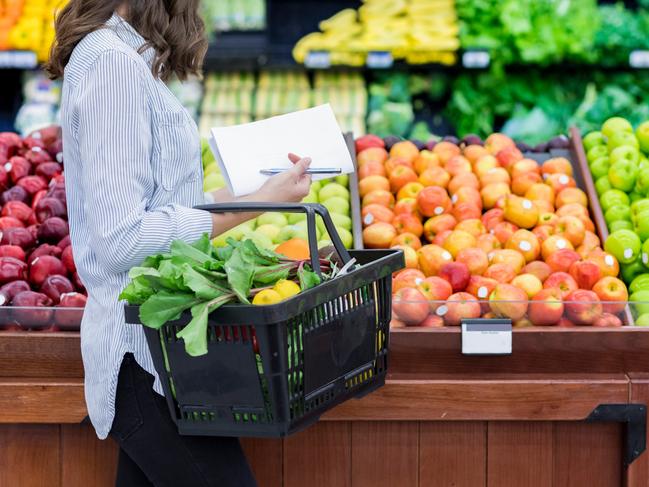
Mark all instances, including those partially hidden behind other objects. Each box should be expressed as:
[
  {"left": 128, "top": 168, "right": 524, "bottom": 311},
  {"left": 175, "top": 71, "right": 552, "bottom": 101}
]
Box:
[{"left": 275, "top": 238, "right": 310, "bottom": 260}]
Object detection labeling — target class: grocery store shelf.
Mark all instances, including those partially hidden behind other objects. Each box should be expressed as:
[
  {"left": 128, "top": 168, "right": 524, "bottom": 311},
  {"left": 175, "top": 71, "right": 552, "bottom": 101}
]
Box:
[{"left": 0, "top": 50, "right": 38, "bottom": 70}]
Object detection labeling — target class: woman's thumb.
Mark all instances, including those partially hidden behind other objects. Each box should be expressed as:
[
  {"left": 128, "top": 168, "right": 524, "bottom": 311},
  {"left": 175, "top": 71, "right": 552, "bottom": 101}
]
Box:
[{"left": 290, "top": 157, "right": 312, "bottom": 175}]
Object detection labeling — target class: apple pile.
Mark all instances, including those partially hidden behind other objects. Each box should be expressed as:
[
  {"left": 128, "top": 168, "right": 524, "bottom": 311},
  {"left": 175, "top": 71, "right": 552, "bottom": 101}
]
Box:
[
  {"left": 354, "top": 133, "right": 629, "bottom": 328},
  {"left": 583, "top": 117, "right": 649, "bottom": 324},
  {"left": 0, "top": 127, "right": 86, "bottom": 331}
]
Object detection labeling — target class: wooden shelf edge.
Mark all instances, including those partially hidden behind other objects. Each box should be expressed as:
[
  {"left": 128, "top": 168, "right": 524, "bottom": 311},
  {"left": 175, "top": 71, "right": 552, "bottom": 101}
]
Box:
[{"left": 0, "top": 379, "right": 86, "bottom": 424}]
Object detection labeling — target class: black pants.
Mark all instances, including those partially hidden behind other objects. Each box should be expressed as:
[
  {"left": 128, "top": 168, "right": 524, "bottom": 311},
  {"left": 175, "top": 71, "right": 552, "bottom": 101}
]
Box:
[{"left": 110, "top": 353, "right": 258, "bottom": 487}]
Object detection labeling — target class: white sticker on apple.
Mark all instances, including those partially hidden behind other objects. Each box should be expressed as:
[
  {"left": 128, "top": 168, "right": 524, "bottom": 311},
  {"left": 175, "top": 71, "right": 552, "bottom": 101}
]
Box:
[
  {"left": 644, "top": 253, "right": 648, "bottom": 265},
  {"left": 624, "top": 248, "right": 634, "bottom": 260},
  {"left": 363, "top": 214, "right": 374, "bottom": 225},
  {"left": 415, "top": 278, "right": 423, "bottom": 286},
  {"left": 559, "top": 175, "right": 569, "bottom": 185},
  {"left": 32, "top": 146, "right": 42, "bottom": 153},
  {"left": 519, "top": 241, "right": 532, "bottom": 252},
  {"left": 56, "top": 153, "right": 63, "bottom": 163},
  {"left": 4, "top": 163, "right": 11, "bottom": 172},
  {"left": 436, "top": 305, "right": 448, "bottom": 317},
  {"left": 605, "top": 255, "right": 615, "bottom": 267},
  {"left": 452, "top": 194, "right": 458, "bottom": 204},
  {"left": 32, "top": 132, "right": 42, "bottom": 140},
  {"left": 556, "top": 239, "right": 567, "bottom": 249},
  {"left": 477, "top": 286, "right": 489, "bottom": 298},
  {"left": 522, "top": 199, "right": 533, "bottom": 210},
  {"left": 434, "top": 206, "right": 444, "bottom": 215},
  {"left": 442, "top": 251, "right": 452, "bottom": 261}
]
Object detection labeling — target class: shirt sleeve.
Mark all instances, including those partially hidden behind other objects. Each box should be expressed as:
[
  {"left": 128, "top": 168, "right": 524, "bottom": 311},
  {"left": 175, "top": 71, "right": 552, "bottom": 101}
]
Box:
[{"left": 75, "top": 50, "right": 213, "bottom": 275}]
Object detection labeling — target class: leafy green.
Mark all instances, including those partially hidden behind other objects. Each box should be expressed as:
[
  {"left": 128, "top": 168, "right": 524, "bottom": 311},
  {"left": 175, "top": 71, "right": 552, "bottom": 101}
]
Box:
[{"left": 122, "top": 234, "right": 338, "bottom": 356}]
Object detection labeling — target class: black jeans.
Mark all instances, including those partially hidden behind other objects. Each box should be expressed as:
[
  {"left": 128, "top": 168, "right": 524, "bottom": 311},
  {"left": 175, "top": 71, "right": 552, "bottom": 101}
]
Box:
[{"left": 110, "top": 353, "right": 258, "bottom": 487}]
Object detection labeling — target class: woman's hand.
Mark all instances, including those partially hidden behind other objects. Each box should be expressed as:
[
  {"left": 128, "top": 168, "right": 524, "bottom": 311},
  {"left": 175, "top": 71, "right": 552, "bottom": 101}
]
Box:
[{"left": 254, "top": 153, "right": 312, "bottom": 203}]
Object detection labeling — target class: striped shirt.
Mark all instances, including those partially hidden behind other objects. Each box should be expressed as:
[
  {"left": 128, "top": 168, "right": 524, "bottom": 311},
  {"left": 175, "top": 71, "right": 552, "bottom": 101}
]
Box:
[{"left": 60, "top": 13, "right": 213, "bottom": 439}]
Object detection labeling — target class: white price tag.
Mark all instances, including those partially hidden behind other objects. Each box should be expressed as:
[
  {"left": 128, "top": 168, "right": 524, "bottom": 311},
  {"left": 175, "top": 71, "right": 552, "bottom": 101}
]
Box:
[
  {"left": 461, "top": 319, "right": 512, "bottom": 355},
  {"left": 366, "top": 51, "right": 393, "bottom": 69},
  {"left": 630, "top": 50, "right": 649, "bottom": 68},
  {"left": 305, "top": 50, "right": 331, "bottom": 69},
  {"left": 0, "top": 51, "right": 38, "bottom": 69},
  {"left": 462, "top": 50, "right": 490, "bottom": 69}
]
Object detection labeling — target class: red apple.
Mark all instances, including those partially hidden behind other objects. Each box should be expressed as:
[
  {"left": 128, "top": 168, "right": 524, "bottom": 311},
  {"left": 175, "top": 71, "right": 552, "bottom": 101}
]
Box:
[
  {"left": 438, "top": 262, "right": 471, "bottom": 293},
  {"left": 593, "top": 313, "right": 623, "bottom": 328},
  {"left": 416, "top": 276, "right": 453, "bottom": 312},
  {"left": 592, "top": 276, "right": 628, "bottom": 314},
  {"left": 489, "top": 283, "right": 528, "bottom": 321},
  {"left": 568, "top": 260, "right": 601, "bottom": 290},
  {"left": 528, "top": 289, "right": 564, "bottom": 326},
  {"left": 543, "top": 272, "right": 578, "bottom": 298},
  {"left": 419, "top": 314, "right": 445, "bottom": 327},
  {"left": 522, "top": 261, "right": 552, "bottom": 283},
  {"left": 564, "top": 290, "right": 602, "bottom": 325},
  {"left": 392, "top": 287, "right": 430, "bottom": 325},
  {"left": 442, "top": 292, "right": 481, "bottom": 326},
  {"left": 545, "top": 248, "right": 581, "bottom": 273}
]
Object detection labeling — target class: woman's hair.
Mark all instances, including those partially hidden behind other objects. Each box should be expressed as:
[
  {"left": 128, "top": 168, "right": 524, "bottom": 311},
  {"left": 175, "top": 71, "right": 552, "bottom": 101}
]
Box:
[{"left": 45, "top": 0, "right": 207, "bottom": 81}]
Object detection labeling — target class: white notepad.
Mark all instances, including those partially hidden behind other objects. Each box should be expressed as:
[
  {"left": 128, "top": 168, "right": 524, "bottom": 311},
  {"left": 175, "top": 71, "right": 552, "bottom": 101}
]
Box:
[{"left": 208, "top": 104, "right": 354, "bottom": 197}]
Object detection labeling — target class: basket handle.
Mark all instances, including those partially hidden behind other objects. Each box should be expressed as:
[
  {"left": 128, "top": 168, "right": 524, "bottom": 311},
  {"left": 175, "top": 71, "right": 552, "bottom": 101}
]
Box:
[{"left": 194, "top": 202, "right": 353, "bottom": 276}]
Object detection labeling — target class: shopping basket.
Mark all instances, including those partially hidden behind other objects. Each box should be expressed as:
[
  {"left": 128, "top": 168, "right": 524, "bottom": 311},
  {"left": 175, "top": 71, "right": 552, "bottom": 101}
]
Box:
[{"left": 125, "top": 202, "right": 404, "bottom": 437}]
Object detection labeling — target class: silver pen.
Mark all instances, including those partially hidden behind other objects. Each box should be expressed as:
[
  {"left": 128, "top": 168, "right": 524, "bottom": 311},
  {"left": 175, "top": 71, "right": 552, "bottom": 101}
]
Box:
[{"left": 259, "top": 167, "right": 342, "bottom": 176}]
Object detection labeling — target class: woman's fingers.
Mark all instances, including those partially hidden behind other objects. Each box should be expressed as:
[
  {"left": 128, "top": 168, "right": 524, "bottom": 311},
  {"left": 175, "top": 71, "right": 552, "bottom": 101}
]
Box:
[
  {"left": 289, "top": 156, "right": 311, "bottom": 177},
  {"left": 288, "top": 153, "right": 301, "bottom": 164}
]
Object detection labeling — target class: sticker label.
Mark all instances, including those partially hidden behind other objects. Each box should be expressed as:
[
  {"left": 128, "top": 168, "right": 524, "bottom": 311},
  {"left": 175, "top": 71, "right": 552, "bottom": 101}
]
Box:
[
  {"left": 462, "top": 319, "right": 512, "bottom": 355},
  {"left": 630, "top": 50, "right": 649, "bottom": 68},
  {"left": 462, "top": 50, "right": 490, "bottom": 69},
  {"left": 366, "top": 51, "right": 393, "bottom": 69},
  {"left": 305, "top": 50, "right": 331, "bottom": 69}
]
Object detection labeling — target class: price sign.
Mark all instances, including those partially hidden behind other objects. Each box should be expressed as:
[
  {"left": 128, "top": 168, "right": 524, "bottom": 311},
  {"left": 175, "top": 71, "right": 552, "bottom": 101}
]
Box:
[
  {"left": 461, "top": 319, "right": 512, "bottom": 355},
  {"left": 462, "top": 50, "right": 490, "bottom": 69},
  {"left": 630, "top": 50, "right": 649, "bottom": 68},
  {"left": 0, "top": 51, "right": 38, "bottom": 69},
  {"left": 305, "top": 50, "right": 331, "bottom": 69},
  {"left": 366, "top": 51, "right": 393, "bottom": 69}
]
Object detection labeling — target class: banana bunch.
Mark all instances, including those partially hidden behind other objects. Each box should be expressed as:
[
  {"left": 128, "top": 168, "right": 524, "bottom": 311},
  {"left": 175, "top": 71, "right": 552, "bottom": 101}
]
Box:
[{"left": 292, "top": 0, "right": 459, "bottom": 66}]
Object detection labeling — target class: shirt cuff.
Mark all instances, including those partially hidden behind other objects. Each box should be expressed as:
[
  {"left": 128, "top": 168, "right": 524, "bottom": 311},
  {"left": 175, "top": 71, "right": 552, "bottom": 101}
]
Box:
[{"left": 175, "top": 206, "right": 213, "bottom": 243}]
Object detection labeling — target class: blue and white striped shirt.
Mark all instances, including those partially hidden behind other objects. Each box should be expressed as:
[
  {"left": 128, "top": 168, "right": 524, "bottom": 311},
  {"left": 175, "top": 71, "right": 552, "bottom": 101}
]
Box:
[{"left": 61, "top": 13, "right": 213, "bottom": 439}]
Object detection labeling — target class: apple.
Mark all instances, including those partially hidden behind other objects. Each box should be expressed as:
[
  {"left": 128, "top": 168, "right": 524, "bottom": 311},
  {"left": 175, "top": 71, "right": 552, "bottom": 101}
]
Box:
[
  {"left": 393, "top": 198, "right": 420, "bottom": 218},
  {"left": 392, "top": 287, "right": 430, "bottom": 325},
  {"left": 592, "top": 276, "right": 628, "bottom": 314},
  {"left": 392, "top": 244, "right": 419, "bottom": 269},
  {"left": 391, "top": 141, "right": 421, "bottom": 163},
  {"left": 503, "top": 195, "right": 538, "bottom": 229},
  {"left": 600, "top": 189, "right": 630, "bottom": 212},
  {"left": 485, "top": 133, "right": 516, "bottom": 155},
  {"left": 483, "top": 263, "right": 517, "bottom": 284},
  {"left": 319, "top": 183, "right": 349, "bottom": 202},
  {"left": 610, "top": 145, "right": 640, "bottom": 165},
  {"left": 464, "top": 145, "right": 489, "bottom": 164},
  {"left": 413, "top": 150, "right": 440, "bottom": 175},
  {"left": 555, "top": 188, "right": 588, "bottom": 209},
  {"left": 423, "top": 214, "right": 457, "bottom": 242},
  {"left": 356, "top": 135, "right": 385, "bottom": 153},
  {"left": 418, "top": 166, "right": 450, "bottom": 188},
  {"left": 630, "top": 274, "right": 649, "bottom": 294},
  {"left": 637, "top": 314, "right": 649, "bottom": 326},
  {"left": 528, "top": 288, "right": 564, "bottom": 326},
  {"left": 254, "top": 224, "right": 281, "bottom": 243},
  {"left": 391, "top": 232, "right": 422, "bottom": 250},
  {"left": 358, "top": 148, "right": 389, "bottom": 167},
  {"left": 390, "top": 165, "right": 419, "bottom": 193},
  {"left": 489, "top": 283, "right": 528, "bottom": 321},
  {"left": 455, "top": 248, "right": 489, "bottom": 275},
  {"left": 595, "top": 176, "right": 613, "bottom": 196},
  {"left": 512, "top": 158, "right": 541, "bottom": 179},
  {"left": 419, "top": 314, "right": 445, "bottom": 327},
  {"left": 492, "top": 221, "right": 519, "bottom": 245},
  {"left": 481, "top": 183, "right": 511, "bottom": 210},
  {"left": 322, "top": 196, "right": 350, "bottom": 215},
  {"left": 635, "top": 121, "right": 649, "bottom": 153},
  {"left": 593, "top": 313, "right": 623, "bottom": 327},
  {"left": 557, "top": 318, "right": 576, "bottom": 327},
  {"left": 608, "top": 160, "right": 638, "bottom": 192},
  {"left": 568, "top": 260, "right": 602, "bottom": 290},
  {"left": 454, "top": 219, "right": 486, "bottom": 238},
  {"left": 505, "top": 229, "right": 540, "bottom": 262},
  {"left": 390, "top": 318, "right": 406, "bottom": 329},
  {"left": 362, "top": 204, "right": 394, "bottom": 226},
  {"left": 392, "top": 269, "right": 426, "bottom": 293},
  {"left": 417, "top": 186, "right": 452, "bottom": 217},
  {"left": 448, "top": 173, "right": 480, "bottom": 195},
  {"left": 489, "top": 249, "right": 525, "bottom": 273},
  {"left": 583, "top": 131, "right": 606, "bottom": 152},
  {"left": 604, "top": 229, "right": 641, "bottom": 264},
  {"left": 451, "top": 187, "right": 482, "bottom": 209},
  {"left": 396, "top": 182, "right": 424, "bottom": 201},
  {"left": 602, "top": 117, "right": 633, "bottom": 138},
  {"left": 589, "top": 157, "right": 610, "bottom": 181},
  {"left": 553, "top": 215, "right": 586, "bottom": 247},
  {"left": 432, "top": 141, "right": 461, "bottom": 164},
  {"left": 587, "top": 145, "right": 609, "bottom": 163},
  {"left": 474, "top": 155, "right": 499, "bottom": 178},
  {"left": 541, "top": 235, "right": 574, "bottom": 260},
  {"left": 433, "top": 230, "right": 453, "bottom": 247},
  {"left": 452, "top": 202, "right": 482, "bottom": 221},
  {"left": 512, "top": 172, "right": 543, "bottom": 196},
  {"left": 442, "top": 292, "right": 481, "bottom": 326},
  {"left": 495, "top": 146, "right": 523, "bottom": 170},
  {"left": 543, "top": 272, "right": 578, "bottom": 298},
  {"left": 482, "top": 208, "right": 504, "bottom": 231},
  {"left": 511, "top": 273, "right": 543, "bottom": 299},
  {"left": 257, "top": 212, "right": 288, "bottom": 228},
  {"left": 630, "top": 291, "right": 649, "bottom": 316},
  {"left": 525, "top": 183, "right": 555, "bottom": 205},
  {"left": 476, "top": 234, "right": 501, "bottom": 254},
  {"left": 545, "top": 249, "right": 581, "bottom": 273},
  {"left": 545, "top": 173, "right": 576, "bottom": 194},
  {"left": 335, "top": 174, "right": 349, "bottom": 186},
  {"left": 438, "top": 262, "right": 471, "bottom": 293},
  {"left": 442, "top": 230, "right": 477, "bottom": 258},
  {"left": 522, "top": 261, "right": 552, "bottom": 283},
  {"left": 417, "top": 244, "right": 453, "bottom": 277},
  {"left": 586, "top": 250, "right": 620, "bottom": 278},
  {"left": 607, "top": 131, "right": 639, "bottom": 151},
  {"left": 605, "top": 205, "right": 631, "bottom": 226},
  {"left": 480, "top": 167, "right": 510, "bottom": 187},
  {"left": 417, "top": 276, "right": 453, "bottom": 311},
  {"left": 564, "top": 290, "right": 602, "bottom": 325},
  {"left": 466, "top": 275, "right": 499, "bottom": 301},
  {"left": 330, "top": 213, "right": 352, "bottom": 231}
]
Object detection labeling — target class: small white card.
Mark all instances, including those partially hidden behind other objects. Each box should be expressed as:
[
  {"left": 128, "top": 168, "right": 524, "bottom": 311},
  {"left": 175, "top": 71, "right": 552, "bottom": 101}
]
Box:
[
  {"left": 461, "top": 320, "right": 512, "bottom": 355},
  {"left": 208, "top": 104, "right": 355, "bottom": 197}
]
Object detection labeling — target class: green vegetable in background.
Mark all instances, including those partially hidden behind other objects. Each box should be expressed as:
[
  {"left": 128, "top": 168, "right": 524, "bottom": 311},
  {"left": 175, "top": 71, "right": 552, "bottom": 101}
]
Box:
[{"left": 121, "top": 234, "right": 325, "bottom": 357}]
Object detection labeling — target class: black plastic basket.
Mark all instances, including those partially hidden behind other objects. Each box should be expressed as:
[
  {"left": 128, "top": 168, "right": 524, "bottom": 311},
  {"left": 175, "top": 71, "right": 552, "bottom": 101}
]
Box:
[{"left": 125, "top": 202, "right": 404, "bottom": 438}]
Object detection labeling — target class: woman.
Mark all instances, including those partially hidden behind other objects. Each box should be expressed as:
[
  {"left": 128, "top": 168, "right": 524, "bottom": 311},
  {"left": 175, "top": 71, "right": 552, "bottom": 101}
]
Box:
[{"left": 46, "top": 1, "right": 311, "bottom": 485}]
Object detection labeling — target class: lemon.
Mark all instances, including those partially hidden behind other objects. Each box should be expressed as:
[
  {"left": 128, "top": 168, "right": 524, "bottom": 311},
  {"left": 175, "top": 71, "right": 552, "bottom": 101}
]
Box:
[
  {"left": 252, "top": 289, "right": 283, "bottom": 306},
  {"left": 273, "top": 280, "right": 301, "bottom": 299}
]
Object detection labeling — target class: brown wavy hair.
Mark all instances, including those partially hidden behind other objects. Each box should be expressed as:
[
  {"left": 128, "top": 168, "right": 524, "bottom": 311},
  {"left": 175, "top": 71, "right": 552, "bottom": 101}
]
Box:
[{"left": 45, "top": 0, "right": 207, "bottom": 81}]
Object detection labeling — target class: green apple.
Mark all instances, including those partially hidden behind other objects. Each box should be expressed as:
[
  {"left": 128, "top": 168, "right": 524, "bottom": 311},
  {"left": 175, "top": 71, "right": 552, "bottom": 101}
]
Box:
[
  {"left": 335, "top": 227, "right": 353, "bottom": 249},
  {"left": 589, "top": 157, "right": 610, "bottom": 180},
  {"left": 247, "top": 231, "right": 274, "bottom": 250},
  {"left": 600, "top": 189, "right": 630, "bottom": 212},
  {"left": 636, "top": 314, "right": 649, "bottom": 326},
  {"left": 610, "top": 220, "right": 634, "bottom": 232},
  {"left": 203, "top": 173, "right": 225, "bottom": 192},
  {"left": 583, "top": 131, "right": 607, "bottom": 152},
  {"left": 212, "top": 228, "right": 238, "bottom": 247},
  {"left": 630, "top": 291, "right": 649, "bottom": 316},
  {"left": 295, "top": 220, "right": 321, "bottom": 240},
  {"left": 630, "top": 191, "right": 645, "bottom": 203},
  {"left": 287, "top": 213, "right": 307, "bottom": 224},
  {"left": 635, "top": 121, "right": 649, "bottom": 153},
  {"left": 277, "top": 225, "right": 302, "bottom": 243},
  {"left": 318, "top": 239, "right": 333, "bottom": 249},
  {"left": 635, "top": 168, "right": 649, "bottom": 196},
  {"left": 609, "top": 145, "right": 640, "bottom": 165},
  {"left": 335, "top": 174, "right": 349, "bottom": 186},
  {"left": 310, "top": 180, "right": 322, "bottom": 192},
  {"left": 315, "top": 216, "right": 326, "bottom": 235},
  {"left": 587, "top": 145, "right": 609, "bottom": 163},
  {"left": 643, "top": 239, "right": 649, "bottom": 267},
  {"left": 595, "top": 176, "right": 613, "bottom": 196},
  {"left": 631, "top": 199, "right": 649, "bottom": 215},
  {"left": 602, "top": 117, "right": 634, "bottom": 138},
  {"left": 257, "top": 212, "right": 288, "bottom": 227},
  {"left": 636, "top": 216, "right": 649, "bottom": 241},
  {"left": 605, "top": 229, "right": 642, "bottom": 264},
  {"left": 605, "top": 204, "right": 632, "bottom": 225},
  {"left": 630, "top": 274, "right": 649, "bottom": 294},
  {"left": 254, "top": 224, "right": 281, "bottom": 243},
  {"left": 322, "top": 196, "right": 350, "bottom": 215},
  {"left": 319, "top": 183, "right": 350, "bottom": 202},
  {"left": 622, "top": 258, "right": 647, "bottom": 284},
  {"left": 302, "top": 191, "right": 319, "bottom": 204},
  {"left": 608, "top": 131, "right": 639, "bottom": 151},
  {"left": 330, "top": 212, "right": 352, "bottom": 230},
  {"left": 608, "top": 160, "right": 638, "bottom": 192}
]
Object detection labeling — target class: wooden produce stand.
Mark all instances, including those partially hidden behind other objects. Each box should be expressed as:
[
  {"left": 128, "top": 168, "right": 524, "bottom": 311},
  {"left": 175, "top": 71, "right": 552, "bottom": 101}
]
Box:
[{"left": 2, "top": 129, "right": 649, "bottom": 486}]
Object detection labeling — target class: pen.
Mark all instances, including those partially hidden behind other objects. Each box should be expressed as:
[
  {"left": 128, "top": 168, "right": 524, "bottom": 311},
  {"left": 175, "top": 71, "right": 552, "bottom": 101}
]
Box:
[{"left": 259, "top": 168, "right": 342, "bottom": 176}]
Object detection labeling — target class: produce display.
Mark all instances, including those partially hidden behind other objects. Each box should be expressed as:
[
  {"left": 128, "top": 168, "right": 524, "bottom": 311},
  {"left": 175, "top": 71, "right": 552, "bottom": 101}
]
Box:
[
  {"left": 120, "top": 233, "right": 337, "bottom": 356},
  {"left": 201, "top": 0, "right": 265, "bottom": 34},
  {"left": 0, "top": 0, "right": 66, "bottom": 60},
  {"left": 202, "top": 140, "right": 355, "bottom": 251},
  {"left": 354, "top": 132, "right": 630, "bottom": 328},
  {"left": 293, "top": 0, "right": 459, "bottom": 66},
  {"left": 0, "top": 126, "right": 85, "bottom": 331},
  {"left": 583, "top": 117, "right": 649, "bottom": 308}
]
